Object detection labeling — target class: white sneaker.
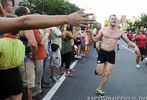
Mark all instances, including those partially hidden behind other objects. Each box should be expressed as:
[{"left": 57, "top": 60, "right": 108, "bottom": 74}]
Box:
[
  {"left": 136, "top": 64, "right": 140, "bottom": 68},
  {"left": 32, "top": 89, "right": 42, "bottom": 97},
  {"left": 75, "top": 55, "right": 78, "bottom": 58},
  {"left": 77, "top": 56, "right": 82, "bottom": 59},
  {"left": 144, "top": 57, "right": 147, "bottom": 61}
]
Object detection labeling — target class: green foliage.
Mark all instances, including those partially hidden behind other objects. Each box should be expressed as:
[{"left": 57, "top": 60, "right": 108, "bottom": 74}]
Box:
[
  {"left": 93, "top": 22, "right": 98, "bottom": 29},
  {"left": 126, "top": 14, "right": 147, "bottom": 32},
  {"left": 92, "top": 15, "right": 99, "bottom": 29},
  {"left": 104, "top": 20, "right": 109, "bottom": 27},
  {"left": 140, "top": 14, "right": 147, "bottom": 28},
  {"left": 19, "top": 0, "right": 80, "bottom": 14}
]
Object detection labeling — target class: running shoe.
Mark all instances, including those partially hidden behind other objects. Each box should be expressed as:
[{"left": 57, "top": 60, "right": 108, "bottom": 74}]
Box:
[
  {"left": 136, "top": 64, "right": 140, "bottom": 69},
  {"left": 96, "top": 88, "right": 105, "bottom": 97}
]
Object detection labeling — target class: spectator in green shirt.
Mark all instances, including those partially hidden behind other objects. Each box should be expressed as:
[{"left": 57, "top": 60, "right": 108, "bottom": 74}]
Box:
[
  {"left": 61, "top": 25, "right": 75, "bottom": 77},
  {"left": 0, "top": 15, "right": 25, "bottom": 100}
]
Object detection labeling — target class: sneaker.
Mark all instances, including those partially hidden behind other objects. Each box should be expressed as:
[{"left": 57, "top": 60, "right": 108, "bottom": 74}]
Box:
[
  {"left": 32, "top": 92, "right": 38, "bottom": 97},
  {"left": 77, "top": 56, "right": 82, "bottom": 59},
  {"left": 144, "top": 57, "right": 147, "bottom": 61},
  {"left": 56, "top": 75, "right": 60, "bottom": 79},
  {"left": 96, "top": 88, "right": 105, "bottom": 97},
  {"left": 136, "top": 64, "right": 140, "bottom": 69},
  {"left": 42, "top": 82, "right": 51, "bottom": 88},
  {"left": 75, "top": 55, "right": 78, "bottom": 58},
  {"left": 50, "top": 76, "right": 58, "bottom": 82},
  {"left": 69, "top": 69, "right": 75, "bottom": 72},
  {"left": 32, "top": 89, "right": 42, "bottom": 97}
]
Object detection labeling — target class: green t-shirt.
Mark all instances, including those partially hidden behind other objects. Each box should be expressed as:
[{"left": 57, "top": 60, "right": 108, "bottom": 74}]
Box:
[
  {"left": 61, "top": 37, "right": 73, "bottom": 54},
  {"left": 0, "top": 38, "right": 25, "bottom": 69}
]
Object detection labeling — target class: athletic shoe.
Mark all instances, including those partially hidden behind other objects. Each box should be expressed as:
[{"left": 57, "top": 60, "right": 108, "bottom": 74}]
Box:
[
  {"left": 32, "top": 89, "right": 42, "bottom": 97},
  {"left": 50, "top": 76, "right": 58, "bottom": 82},
  {"left": 96, "top": 88, "right": 105, "bottom": 97},
  {"left": 136, "top": 64, "right": 140, "bottom": 69},
  {"left": 144, "top": 57, "right": 147, "bottom": 61}
]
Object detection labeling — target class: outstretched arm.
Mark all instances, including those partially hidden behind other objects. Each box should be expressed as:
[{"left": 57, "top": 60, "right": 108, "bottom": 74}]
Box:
[
  {"left": 87, "top": 28, "right": 103, "bottom": 43},
  {"left": 0, "top": 8, "right": 94, "bottom": 33},
  {"left": 121, "top": 32, "right": 140, "bottom": 55}
]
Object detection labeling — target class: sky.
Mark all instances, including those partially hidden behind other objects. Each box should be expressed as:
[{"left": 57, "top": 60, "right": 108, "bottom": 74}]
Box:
[{"left": 69, "top": 0, "right": 147, "bottom": 25}]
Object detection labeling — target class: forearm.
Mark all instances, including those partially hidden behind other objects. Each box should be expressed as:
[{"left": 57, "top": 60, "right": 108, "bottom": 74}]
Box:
[
  {"left": 60, "top": 31, "right": 67, "bottom": 38},
  {"left": 40, "top": 33, "right": 49, "bottom": 45},
  {"left": 0, "top": 9, "right": 94, "bottom": 33},
  {"left": 66, "top": 31, "right": 75, "bottom": 39},
  {"left": 0, "top": 15, "right": 68, "bottom": 33},
  {"left": 128, "top": 41, "right": 138, "bottom": 48},
  {"left": 0, "top": 17, "right": 21, "bottom": 33},
  {"left": 90, "top": 33, "right": 97, "bottom": 43},
  {"left": 21, "top": 15, "right": 68, "bottom": 30}
]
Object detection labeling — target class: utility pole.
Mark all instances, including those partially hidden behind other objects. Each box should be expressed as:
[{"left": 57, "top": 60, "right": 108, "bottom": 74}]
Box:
[{"left": 42, "top": 0, "right": 44, "bottom": 13}]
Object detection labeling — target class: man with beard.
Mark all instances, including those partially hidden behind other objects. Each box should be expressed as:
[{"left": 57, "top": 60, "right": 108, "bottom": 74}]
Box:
[{"left": 88, "top": 14, "right": 140, "bottom": 96}]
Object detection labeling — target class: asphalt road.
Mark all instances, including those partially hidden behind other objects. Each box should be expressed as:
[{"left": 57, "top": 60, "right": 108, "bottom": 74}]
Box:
[{"left": 43, "top": 40, "right": 147, "bottom": 100}]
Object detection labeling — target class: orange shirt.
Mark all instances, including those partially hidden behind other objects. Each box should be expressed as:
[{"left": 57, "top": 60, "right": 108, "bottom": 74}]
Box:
[{"left": 33, "top": 29, "right": 46, "bottom": 59}]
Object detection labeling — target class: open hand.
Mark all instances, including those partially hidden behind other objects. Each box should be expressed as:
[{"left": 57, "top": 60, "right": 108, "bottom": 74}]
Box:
[{"left": 67, "top": 9, "right": 95, "bottom": 27}]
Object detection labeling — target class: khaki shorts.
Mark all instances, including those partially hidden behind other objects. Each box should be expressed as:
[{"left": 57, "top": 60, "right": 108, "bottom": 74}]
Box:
[{"left": 19, "top": 58, "right": 35, "bottom": 88}]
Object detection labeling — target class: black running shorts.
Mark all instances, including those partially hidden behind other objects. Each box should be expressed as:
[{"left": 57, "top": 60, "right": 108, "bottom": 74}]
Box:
[
  {"left": 0, "top": 68, "right": 23, "bottom": 99},
  {"left": 97, "top": 49, "right": 115, "bottom": 64},
  {"left": 139, "top": 48, "right": 147, "bottom": 56},
  {"left": 75, "top": 37, "right": 81, "bottom": 45}
]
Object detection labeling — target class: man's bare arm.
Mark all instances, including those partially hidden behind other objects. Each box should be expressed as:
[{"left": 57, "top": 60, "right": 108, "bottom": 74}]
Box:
[
  {"left": 40, "top": 32, "right": 50, "bottom": 45},
  {"left": 24, "top": 30, "right": 38, "bottom": 60},
  {"left": 24, "top": 30, "right": 38, "bottom": 47},
  {"left": 88, "top": 28, "right": 103, "bottom": 43},
  {"left": 66, "top": 31, "right": 75, "bottom": 39},
  {"left": 0, "top": 9, "right": 94, "bottom": 33},
  {"left": 121, "top": 32, "right": 140, "bottom": 54}
]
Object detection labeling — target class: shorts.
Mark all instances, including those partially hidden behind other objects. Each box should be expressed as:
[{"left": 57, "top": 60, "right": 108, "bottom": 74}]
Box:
[
  {"left": 19, "top": 58, "right": 35, "bottom": 88},
  {"left": 61, "top": 52, "right": 72, "bottom": 69},
  {"left": 97, "top": 49, "right": 115, "bottom": 64},
  {"left": 0, "top": 68, "right": 23, "bottom": 99},
  {"left": 139, "top": 48, "right": 147, "bottom": 56},
  {"left": 75, "top": 37, "right": 81, "bottom": 45}
]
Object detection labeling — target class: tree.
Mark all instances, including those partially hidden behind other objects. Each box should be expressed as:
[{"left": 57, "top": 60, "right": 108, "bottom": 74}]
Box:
[
  {"left": 126, "top": 21, "right": 134, "bottom": 32},
  {"left": 140, "top": 14, "right": 147, "bottom": 28},
  {"left": 92, "top": 15, "right": 99, "bottom": 29},
  {"left": 104, "top": 20, "right": 109, "bottom": 27},
  {"left": 19, "top": 0, "right": 80, "bottom": 14},
  {"left": 125, "top": 16, "right": 143, "bottom": 32}
]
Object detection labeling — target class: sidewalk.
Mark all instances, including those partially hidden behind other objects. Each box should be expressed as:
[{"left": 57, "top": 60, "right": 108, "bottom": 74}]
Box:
[{"left": 32, "top": 58, "right": 79, "bottom": 100}]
